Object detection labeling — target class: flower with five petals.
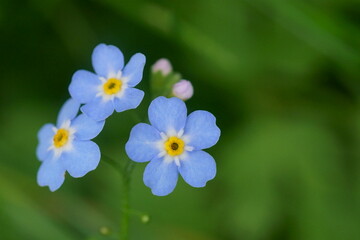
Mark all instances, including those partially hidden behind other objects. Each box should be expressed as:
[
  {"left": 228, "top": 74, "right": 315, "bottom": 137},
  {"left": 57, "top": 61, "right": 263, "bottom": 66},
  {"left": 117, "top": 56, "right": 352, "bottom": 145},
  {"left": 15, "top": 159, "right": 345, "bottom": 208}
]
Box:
[
  {"left": 126, "top": 97, "right": 220, "bottom": 196},
  {"left": 36, "top": 99, "right": 104, "bottom": 191},
  {"left": 69, "top": 43, "right": 146, "bottom": 121}
]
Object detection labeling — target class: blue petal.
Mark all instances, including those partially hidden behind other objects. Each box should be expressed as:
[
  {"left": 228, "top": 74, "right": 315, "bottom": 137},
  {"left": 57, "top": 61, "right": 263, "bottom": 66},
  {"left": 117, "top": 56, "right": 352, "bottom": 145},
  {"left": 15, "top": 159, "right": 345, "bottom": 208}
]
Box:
[
  {"left": 178, "top": 150, "right": 216, "bottom": 188},
  {"left": 62, "top": 140, "right": 100, "bottom": 178},
  {"left": 184, "top": 110, "right": 220, "bottom": 150},
  {"left": 143, "top": 157, "right": 179, "bottom": 196},
  {"left": 71, "top": 114, "right": 105, "bottom": 140},
  {"left": 57, "top": 99, "right": 80, "bottom": 127},
  {"left": 113, "top": 88, "right": 144, "bottom": 112},
  {"left": 37, "top": 159, "right": 66, "bottom": 192},
  {"left": 148, "top": 97, "right": 187, "bottom": 134},
  {"left": 69, "top": 70, "right": 100, "bottom": 103},
  {"left": 125, "top": 123, "right": 161, "bottom": 163},
  {"left": 81, "top": 97, "right": 114, "bottom": 121},
  {"left": 36, "top": 123, "right": 55, "bottom": 161},
  {"left": 122, "top": 53, "right": 146, "bottom": 87},
  {"left": 92, "top": 43, "right": 124, "bottom": 77}
]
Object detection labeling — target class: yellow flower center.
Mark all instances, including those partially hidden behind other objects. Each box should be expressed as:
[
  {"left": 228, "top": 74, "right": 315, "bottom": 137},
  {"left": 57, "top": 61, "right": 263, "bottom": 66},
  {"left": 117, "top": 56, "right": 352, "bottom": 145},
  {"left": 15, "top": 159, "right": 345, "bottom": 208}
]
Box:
[
  {"left": 164, "top": 136, "right": 185, "bottom": 156},
  {"left": 103, "top": 78, "right": 122, "bottom": 95},
  {"left": 53, "top": 129, "right": 69, "bottom": 148}
]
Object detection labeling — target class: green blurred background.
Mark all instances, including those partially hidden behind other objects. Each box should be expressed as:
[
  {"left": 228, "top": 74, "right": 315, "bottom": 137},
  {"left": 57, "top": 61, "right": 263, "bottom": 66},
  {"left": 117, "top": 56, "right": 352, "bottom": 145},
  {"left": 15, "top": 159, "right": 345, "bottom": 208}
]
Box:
[{"left": 1, "top": 0, "right": 360, "bottom": 239}]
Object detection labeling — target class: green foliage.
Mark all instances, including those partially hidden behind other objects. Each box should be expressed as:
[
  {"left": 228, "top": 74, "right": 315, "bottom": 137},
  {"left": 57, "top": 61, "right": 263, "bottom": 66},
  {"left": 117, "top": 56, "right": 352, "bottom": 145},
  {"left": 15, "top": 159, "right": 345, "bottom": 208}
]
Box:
[
  {"left": 150, "top": 71, "right": 181, "bottom": 98},
  {"left": 0, "top": 0, "right": 359, "bottom": 239}
]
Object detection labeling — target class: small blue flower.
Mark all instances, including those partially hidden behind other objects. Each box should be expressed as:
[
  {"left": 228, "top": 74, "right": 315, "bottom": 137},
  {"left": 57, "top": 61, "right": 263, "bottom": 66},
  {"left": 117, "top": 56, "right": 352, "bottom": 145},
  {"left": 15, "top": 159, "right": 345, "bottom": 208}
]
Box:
[
  {"left": 36, "top": 99, "right": 105, "bottom": 191},
  {"left": 69, "top": 43, "right": 146, "bottom": 121},
  {"left": 126, "top": 97, "right": 220, "bottom": 196}
]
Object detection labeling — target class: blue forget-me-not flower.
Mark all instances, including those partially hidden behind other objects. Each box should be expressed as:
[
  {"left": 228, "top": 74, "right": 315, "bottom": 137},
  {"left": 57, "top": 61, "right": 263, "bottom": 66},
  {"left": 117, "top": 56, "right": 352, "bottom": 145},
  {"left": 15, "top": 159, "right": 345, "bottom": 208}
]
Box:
[
  {"left": 125, "top": 97, "right": 220, "bottom": 196},
  {"left": 69, "top": 43, "right": 146, "bottom": 121},
  {"left": 36, "top": 99, "right": 104, "bottom": 191}
]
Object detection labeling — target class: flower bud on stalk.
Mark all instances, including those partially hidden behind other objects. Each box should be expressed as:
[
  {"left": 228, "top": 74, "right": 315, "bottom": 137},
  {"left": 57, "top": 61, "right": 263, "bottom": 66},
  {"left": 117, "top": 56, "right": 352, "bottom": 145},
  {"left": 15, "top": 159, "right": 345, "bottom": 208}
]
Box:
[
  {"left": 172, "top": 80, "right": 193, "bottom": 100},
  {"left": 151, "top": 58, "right": 172, "bottom": 75}
]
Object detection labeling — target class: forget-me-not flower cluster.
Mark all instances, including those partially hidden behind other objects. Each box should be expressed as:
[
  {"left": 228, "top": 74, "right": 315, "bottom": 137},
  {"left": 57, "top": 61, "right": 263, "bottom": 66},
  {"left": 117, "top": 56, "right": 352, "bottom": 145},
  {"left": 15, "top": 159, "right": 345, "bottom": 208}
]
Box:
[
  {"left": 36, "top": 43, "right": 146, "bottom": 191},
  {"left": 36, "top": 43, "right": 220, "bottom": 196}
]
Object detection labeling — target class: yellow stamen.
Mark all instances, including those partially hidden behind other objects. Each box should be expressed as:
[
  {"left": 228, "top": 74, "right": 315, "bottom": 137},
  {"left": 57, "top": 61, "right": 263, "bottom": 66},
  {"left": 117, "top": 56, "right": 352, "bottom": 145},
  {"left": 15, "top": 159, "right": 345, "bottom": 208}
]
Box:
[
  {"left": 164, "top": 136, "right": 185, "bottom": 156},
  {"left": 103, "top": 78, "right": 122, "bottom": 95},
  {"left": 53, "top": 129, "right": 69, "bottom": 148}
]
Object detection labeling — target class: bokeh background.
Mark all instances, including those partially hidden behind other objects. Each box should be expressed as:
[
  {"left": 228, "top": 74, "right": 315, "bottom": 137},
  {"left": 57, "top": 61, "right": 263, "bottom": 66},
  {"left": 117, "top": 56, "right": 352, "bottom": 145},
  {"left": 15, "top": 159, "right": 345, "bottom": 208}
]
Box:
[{"left": 1, "top": 0, "right": 360, "bottom": 239}]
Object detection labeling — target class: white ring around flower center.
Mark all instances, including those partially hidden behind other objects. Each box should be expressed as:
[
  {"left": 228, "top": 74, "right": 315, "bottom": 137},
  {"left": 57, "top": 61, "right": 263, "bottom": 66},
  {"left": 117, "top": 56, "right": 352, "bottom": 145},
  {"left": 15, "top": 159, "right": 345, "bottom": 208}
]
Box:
[
  {"left": 96, "top": 70, "right": 129, "bottom": 102},
  {"left": 48, "top": 120, "right": 76, "bottom": 158},
  {"left": 156, "top": 128, "right": 194, "bottom": 166}
]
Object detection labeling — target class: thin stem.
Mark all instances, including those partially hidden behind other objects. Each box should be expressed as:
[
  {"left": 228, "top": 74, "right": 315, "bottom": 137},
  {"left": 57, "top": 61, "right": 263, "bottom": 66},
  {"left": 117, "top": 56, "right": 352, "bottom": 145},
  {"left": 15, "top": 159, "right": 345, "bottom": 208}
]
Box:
[
  {"left": 120, "top": 176, "right": 130, "bottom": 240},
  {"left": 102, "top": 154, "right": 136, "bottom": 239},
  {"left": 121, "top": 208, "right": 148, "bottom": 217},
  {"left": 102, "top": 154, "right": 123, "bottom": 175},
  {"left": 120, "top": 159, "right": 135, "bottom": 240}
]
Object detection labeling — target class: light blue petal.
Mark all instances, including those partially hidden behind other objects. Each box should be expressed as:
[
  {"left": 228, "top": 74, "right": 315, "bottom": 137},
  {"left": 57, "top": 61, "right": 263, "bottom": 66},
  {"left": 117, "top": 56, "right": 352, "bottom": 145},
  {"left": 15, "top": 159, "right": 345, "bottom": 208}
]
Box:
[
  {"left": 125, "top": 123, "right": 161, "bottom": 163},
  {"left": 62, "top": 140, "right": 100, "bottom": 178},
  {"left": 122, "top": 53, "right": 146, "bottom": 87},
  {"left": 143, "top": 157, "right": 179, "bottom": 196},
  {"left": 148, "top": 97, "right": 187, "bottom": 133},
  {"left": 113, "top": 88, "right": 144, "bottom": 112},
  {"left": 81, "top": 97, "right": 114, "bottom": 121},
  {"left": 72, "top": 114, "right": 105, "bottom": 140},
  {"left": 178, "top": 150, "right": 216, "bottom": 188},
  {"left": 37, "top": 159, "right": 65, "bottom": 192},
  {"left": 69, "top": 70, "right": 100, "bottom": 103},
  {"left": 184, "top": 110, "right": 220, "bottom": 150},
  {"left": 36, "top": 123, "right": 55, "bottom": 161},
  {"left": 92, "top": 43, "right": 124, "bottom": 77},
  {"left": 57, "top": 99, "right": 80, "bottom": 127}
]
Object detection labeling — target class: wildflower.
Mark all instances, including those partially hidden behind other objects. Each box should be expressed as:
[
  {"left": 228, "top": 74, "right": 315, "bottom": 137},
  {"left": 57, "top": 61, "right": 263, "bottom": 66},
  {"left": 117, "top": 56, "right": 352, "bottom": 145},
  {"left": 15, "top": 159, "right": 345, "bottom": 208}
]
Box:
[
  {"left": 151, "top": 58, "right": 172, "bottom": 75},
  {"left": 126, "top": 97, "right": 220, "bottom": 196},
  {"left": 36, "top": 99, "right": 104, "bottom": 191},
  {"left": 69, "top": 43, "right": 146, "bottom": 121},
  {"left": 172, "top": 79, "right": 193, "bottom": 100}
]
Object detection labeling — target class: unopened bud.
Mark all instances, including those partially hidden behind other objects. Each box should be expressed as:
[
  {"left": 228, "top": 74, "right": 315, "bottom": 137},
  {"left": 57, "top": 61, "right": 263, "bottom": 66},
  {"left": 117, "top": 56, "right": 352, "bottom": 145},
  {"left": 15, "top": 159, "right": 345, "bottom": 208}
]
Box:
[
  {"left": 99, "top": 226, "right": 111, "bottom": 235},
  {"left": 172, "top": 80, "right": 193, "bottom": 100},
  {"left": 141, "top": 214, "right": 150, "bottom": 224},
  {"left": 151, "top": 58, "right": 172, "bottom": 75}
]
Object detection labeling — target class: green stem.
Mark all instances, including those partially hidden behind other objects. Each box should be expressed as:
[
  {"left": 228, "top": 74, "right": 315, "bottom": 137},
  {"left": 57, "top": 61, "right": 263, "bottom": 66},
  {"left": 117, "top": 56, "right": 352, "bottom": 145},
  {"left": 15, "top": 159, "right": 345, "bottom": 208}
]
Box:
[
  {"left": 121, "top": 208, "right": 148, "bottom": 217},
  {"left": 102, "top": 154, "right": 123, "bottom": 175},
  {"left": 102, "top": 154, "right": 135, "bottom": 239},
  {"left": 120, "top": 176, "right": 130, "bottom": 240},
  {"left": 120, "top": 160, "right": 135, "bottom": 240}
]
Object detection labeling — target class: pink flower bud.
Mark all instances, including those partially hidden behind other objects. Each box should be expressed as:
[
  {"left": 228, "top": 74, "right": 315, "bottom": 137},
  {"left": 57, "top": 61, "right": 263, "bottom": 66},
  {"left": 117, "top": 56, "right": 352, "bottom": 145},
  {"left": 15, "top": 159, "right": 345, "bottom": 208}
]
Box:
[
  {"left": 151, "top": 58, "right": 172, "bottom": 75},
  {"left": 172, "top": 80, "right": 194, "bottom": 100}
]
